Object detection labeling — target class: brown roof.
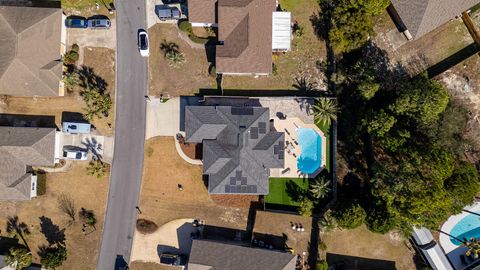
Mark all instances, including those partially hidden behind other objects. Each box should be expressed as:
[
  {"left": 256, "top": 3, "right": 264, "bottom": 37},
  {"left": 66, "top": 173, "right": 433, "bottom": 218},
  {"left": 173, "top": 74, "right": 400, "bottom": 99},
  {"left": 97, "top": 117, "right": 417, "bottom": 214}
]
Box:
[
  {"left": 0, "top": 127, "right": 56, "bottom": 200},
  {"left": 391, "top": 0, "right": 480, "bottom": 39},
  {"left": 216, "top": 0, "right": 275, "bottom": 74},
  {"left": 0, "top": 6, "right": 62, "bottom": 96},
  {"left": 187, "top": 0, "right": 216, "bottom": 24}
]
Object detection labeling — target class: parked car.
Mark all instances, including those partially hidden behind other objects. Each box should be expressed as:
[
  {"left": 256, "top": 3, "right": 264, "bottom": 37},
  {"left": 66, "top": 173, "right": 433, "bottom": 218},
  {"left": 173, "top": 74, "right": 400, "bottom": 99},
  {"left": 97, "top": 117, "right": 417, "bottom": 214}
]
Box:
[
  {"left": 63, "top": 146, "right": 88, "bottom": 161},
  {"left": 159, "top": 253, "right": 186, "bottom": 269},
  {"left": 65, "top": 17, "right": 88, "bottom": 28},
  {"left": 138, "top": 30, "right": 149, "bottom": 57},
  {"left": 87, "top": 18, "right": 111, "bottom": 29},
  {"left": 161, "top": 0, "right": 185, "bottom": 4},
  {"left": 156, "top": 6, "right": 181, "bottom": 20}
]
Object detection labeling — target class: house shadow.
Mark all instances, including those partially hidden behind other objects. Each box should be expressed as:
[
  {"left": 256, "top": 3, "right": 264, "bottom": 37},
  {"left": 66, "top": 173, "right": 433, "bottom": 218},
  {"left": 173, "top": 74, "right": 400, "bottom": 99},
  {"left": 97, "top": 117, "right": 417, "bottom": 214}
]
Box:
[
  {"left": 326, "top": 253, "right": 397, "bottom": 270},
  {"left": 114, "top": 255, "right": 129, "bottom": 270},
  {"left": 0, "top": 114, "right": 56, "bottom": 128},
  {"left": 61, "top": 111, "right": 89, "bottom": 124},
  {"left": 156, "top": 221, "right": 197, "bottom": 259}
]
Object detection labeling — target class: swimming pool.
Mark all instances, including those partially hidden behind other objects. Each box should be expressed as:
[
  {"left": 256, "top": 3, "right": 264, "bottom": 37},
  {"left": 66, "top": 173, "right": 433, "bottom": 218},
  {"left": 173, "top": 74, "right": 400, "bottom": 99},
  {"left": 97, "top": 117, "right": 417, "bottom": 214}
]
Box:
[
  {"left": 449, "top": 213, "right": 480, "bottom": 245},
  {"left": 297, "top": 128, "right": 322, "bottom": 174}
]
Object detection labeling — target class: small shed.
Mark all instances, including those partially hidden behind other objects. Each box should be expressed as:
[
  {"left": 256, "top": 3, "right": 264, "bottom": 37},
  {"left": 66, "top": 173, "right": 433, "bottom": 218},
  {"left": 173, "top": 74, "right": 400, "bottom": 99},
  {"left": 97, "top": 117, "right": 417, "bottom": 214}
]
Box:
[
  {"left": 62, "top": 122, "right": 91, "bottom": 134},
  {"left": 272, "top": 12, "right": 291, "bottom": 51}
]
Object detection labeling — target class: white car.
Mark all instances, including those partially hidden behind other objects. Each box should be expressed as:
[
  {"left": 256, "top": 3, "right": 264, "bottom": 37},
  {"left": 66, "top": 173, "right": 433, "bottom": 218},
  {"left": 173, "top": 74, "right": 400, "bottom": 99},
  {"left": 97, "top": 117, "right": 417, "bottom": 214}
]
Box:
[
  {"left": 63, "top": 146, "right": 88, "bottom": 160},
  {"left": 138, "top": 30, "right": 149, "bottom": 57}
]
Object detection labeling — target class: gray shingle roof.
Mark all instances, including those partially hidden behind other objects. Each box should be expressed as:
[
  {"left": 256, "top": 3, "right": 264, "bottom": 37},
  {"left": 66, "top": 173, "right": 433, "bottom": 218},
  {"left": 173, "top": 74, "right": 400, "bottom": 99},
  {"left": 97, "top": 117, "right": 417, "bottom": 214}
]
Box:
[
  {"left": 216, "top": 0, "right": 276, "bottom": 74},
  {"left": 0, "top": 127, "right": 56, "bottom": 200},
  {"left": 0, "top": 6, "right": 62, "bottom": 96},
  {"left": 391, "top": 0, "right": 480, "bottom": 39},
  {"left": 185, "top": 105, "right": 284, "bottom": 195},
  {"left": 188, "top": 239, "right": 297, "bottom": 270}
]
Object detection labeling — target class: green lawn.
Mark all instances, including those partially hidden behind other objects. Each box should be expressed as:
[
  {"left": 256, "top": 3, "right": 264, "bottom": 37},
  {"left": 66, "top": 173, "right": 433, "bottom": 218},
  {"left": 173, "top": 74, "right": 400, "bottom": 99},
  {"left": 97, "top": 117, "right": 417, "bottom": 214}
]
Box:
[
  {"left": 265, "top": 178, "right": 309, "bottom": 207},
  {"left": 317, "top": 122, "right": 331, "bottom": 173}
]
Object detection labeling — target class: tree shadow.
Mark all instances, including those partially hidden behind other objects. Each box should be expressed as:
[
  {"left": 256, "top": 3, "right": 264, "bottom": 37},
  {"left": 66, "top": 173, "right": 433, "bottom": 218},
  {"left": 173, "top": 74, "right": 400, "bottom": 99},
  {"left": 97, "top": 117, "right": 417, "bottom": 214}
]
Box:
[
  {"left": 6, "top": 216, "right": 30, "bottom": 250},
  {"left": 81, "top": 137, "right": 103, "bottom": 160},
  {"left": 77, "top": 66, "right": 108, "bottom": 94},
  {"left": 285, "top": 180, "right": 308, "bottom": 202},
  {"left": 39, "top": 216, "right": 66, "bottom": 246}
]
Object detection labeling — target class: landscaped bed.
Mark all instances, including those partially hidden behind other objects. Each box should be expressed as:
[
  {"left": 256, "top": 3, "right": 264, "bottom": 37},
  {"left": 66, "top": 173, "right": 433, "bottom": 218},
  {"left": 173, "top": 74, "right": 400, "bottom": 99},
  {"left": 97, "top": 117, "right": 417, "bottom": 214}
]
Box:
[{"left": 265, "top": 178, "right": 309, "bottom": 208}]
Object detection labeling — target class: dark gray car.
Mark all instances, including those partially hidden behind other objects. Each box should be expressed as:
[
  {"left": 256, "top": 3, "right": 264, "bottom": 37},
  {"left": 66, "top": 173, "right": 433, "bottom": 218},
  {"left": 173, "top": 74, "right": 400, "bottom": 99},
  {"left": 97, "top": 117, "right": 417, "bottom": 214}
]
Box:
[{"left": 156, "top": 6, "right": 181, "bottom": 20}]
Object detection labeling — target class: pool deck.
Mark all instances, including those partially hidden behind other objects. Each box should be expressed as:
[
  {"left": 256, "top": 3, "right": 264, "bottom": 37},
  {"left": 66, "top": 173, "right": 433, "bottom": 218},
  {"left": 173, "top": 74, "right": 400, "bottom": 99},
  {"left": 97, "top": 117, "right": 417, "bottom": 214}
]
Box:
[
  {"left": 440, "top": 203, "right": 480, "bottom": 254},
  {"left": 269, "top": 117, "right": 327, "bottom": 178}
]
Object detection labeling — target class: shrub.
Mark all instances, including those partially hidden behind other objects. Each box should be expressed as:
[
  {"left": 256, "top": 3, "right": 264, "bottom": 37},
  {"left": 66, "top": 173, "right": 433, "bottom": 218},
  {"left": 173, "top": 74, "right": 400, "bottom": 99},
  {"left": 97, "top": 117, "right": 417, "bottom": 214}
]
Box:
[
  {"left": 146, "top": 146, "right": 154, "bottom": 157},
  {"left": 318, "top": 240, "right": 327, "bottom": 251},
  {"left": 188, "top": 35, "right": 209, "bottom": 44},
  {"left": 71, "top": 43, "right": 79, "bottom": 53},
  {"left": 136, "top": 219, "right": 158, "bottom": 234},
  {"left": 299, "top": 197, "right": 314, "bottom": 217},
  {"left": 178, "top": 20, "right": 192, "bottom": 32},
  {"left": 40, "top": 244, "right": 67, "bottom": 269},
  {"left": 36, "top": 173, "right": 47, "bottom": 196},
  {"left": 316, "top": 260, "right": 329, "bottom": 270},
  {"left": 334, "top": 201, "right": 366, "bottom": 229}
]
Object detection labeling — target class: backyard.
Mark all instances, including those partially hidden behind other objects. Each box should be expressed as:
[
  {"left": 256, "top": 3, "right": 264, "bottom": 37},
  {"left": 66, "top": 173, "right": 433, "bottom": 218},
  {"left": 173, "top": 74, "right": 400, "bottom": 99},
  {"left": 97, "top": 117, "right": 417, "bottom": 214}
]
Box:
[
  {"left": 0, "top": 162, "right": 110, "bottom": 270},
  {"left": 321, "top": 225, "right": 417, "bottom": 270},
  {"left": 265, "top": 178, "right": 309, "bottom": 207}
]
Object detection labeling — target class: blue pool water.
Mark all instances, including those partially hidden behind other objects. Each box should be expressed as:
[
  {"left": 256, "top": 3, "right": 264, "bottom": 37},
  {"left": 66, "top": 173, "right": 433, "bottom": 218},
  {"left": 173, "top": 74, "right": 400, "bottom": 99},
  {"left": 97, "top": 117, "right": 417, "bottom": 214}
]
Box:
[
  {"left": 450, "top": 213, "right": 480, "bottom": 245},
  {"left": 297, "top": 128, "right": 322, "bottom": 174}
]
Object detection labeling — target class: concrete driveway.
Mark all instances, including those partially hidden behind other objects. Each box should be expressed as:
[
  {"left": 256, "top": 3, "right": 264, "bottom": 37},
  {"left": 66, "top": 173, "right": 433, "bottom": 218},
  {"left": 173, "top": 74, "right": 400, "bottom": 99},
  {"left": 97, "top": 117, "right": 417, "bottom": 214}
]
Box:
[
  {"left": 55, "top": 132, "right": 114, "bottom": 163},
  {"left": 145, "top": 97, "right": 180, "bottom": 139},
  {"left": 66, "top": 19, "right": 116, "bottom": 64},
  {"left": 131, "top": 218, "right": 197, "bottom": 263},
  {"left": 146, "top": 0, "right": 186, "bottom": 28}
]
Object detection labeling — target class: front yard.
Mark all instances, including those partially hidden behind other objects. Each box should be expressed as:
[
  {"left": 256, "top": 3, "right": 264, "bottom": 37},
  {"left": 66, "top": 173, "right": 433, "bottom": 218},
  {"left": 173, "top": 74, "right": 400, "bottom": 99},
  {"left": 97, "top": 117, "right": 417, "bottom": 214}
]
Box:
[
  {"left": 0, "top": 162, "right": 110, "bottom": 269},
  {"left": 147, "top": 24, "right": 216, "bottom": 97}
]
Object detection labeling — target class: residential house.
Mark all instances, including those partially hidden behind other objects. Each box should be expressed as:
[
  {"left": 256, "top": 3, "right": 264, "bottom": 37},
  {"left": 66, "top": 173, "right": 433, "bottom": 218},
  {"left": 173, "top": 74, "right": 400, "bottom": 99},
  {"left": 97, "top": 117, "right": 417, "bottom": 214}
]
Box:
[
  {"left": 188, "top": 239, "right": 297, "bottom": 270},
  {"left": 0, "top": 5, "right": 63, "bottom": 96},
  {"left": 389, "top": 0, "right": 480, "bottom": 40},
  {"left": 0, "top": 127, "right": 56, "bottom": 200},
  {"left": 185, "top": 105, "right": 285, "bottom": 195},
  {"left": 187, "top": 0, "right": 291, "bottom": 75}
]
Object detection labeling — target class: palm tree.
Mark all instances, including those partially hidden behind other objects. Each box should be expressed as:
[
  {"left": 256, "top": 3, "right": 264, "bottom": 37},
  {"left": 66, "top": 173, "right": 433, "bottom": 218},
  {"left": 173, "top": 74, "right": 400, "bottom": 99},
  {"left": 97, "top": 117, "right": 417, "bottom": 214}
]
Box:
[
  {"left": 4, "top": 247, "right": 32, "bottom": 270},
  {"left": 463, "top": 237, "right": 480, "bottom": 258},
  {"left": 160, "top": 40, "right": 180, "bottom": 57},
  {"left": 313, "top": 98, "right": 338, "bottom": 126},
  {"left": 293, "top": 76, "right": 317, "bottom": 92},
  {"left": 86, "top": 159, "right": 107, "bottom": 178},
  {"left": 6, "top": 216, "right": 30, "bottom": 250},
  {"left": 310, "top": 175, "right": 331, "bottom": 200},
  {"left": 166, "top": 51, "right": 186, "bottom": 68}
]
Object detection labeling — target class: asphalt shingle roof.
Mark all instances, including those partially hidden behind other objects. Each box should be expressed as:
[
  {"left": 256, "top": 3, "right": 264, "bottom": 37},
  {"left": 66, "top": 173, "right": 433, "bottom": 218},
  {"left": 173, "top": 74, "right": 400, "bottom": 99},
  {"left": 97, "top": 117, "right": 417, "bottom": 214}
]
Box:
[
  {"left": 188, "top": 239, "right": 297, "bottom": 270},
  {"left": 391, "top": 0, "right": 480, "bottom": 39},
  {"left": 0, "top": 6, "right": 62, "bottom": 96},
  {"left": 0, "top": 127, "right": 56, "bottom": 200},
  {"left": 185, "top": 105, "right": 284, "bottom": 195}
]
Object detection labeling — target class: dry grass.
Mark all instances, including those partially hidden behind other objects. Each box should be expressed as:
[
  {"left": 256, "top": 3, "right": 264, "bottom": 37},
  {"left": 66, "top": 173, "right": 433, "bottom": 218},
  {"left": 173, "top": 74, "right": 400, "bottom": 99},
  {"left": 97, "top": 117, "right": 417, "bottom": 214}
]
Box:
[
  {"left": 148, "top": 24, "right": 216, "bottom": 97},
  {"left": 221, "top": 0, "right": 327, "bottom": 90},
  {"left": 131, "top": 261, "right": 174, "bottom": 270},
  {"left": 0, "top": 162, "right": 110, "bottom": 270},
  {"left": 321, "top": 225, "right": 416, "bottom": 270},
  {"left": 0, "top": 48, "right": 115, "bottom": 136}
]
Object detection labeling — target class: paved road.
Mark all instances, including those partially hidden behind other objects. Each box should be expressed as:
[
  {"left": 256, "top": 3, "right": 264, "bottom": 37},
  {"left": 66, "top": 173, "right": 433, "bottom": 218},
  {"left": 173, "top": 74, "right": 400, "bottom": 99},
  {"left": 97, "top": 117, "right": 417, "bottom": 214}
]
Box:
[{"left": 97, "top": 0, "right": 147, "bottom": 269}]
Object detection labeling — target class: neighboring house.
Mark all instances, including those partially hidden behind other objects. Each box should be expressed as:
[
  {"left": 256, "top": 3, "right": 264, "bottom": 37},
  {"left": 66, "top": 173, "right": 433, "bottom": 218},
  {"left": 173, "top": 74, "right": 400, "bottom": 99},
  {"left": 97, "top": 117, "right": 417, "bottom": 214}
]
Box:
[
  {"left": 185, "top": 105, "right": 285, "bottom": 195},
  {"left": 389, "top": 0, "right": 480, "bottom": 40},
  {"left": 0, "top": 5, "right": 63, "bottom": 96},
  {"left": 0, "top": 127, "right": 56, "bottom": 200},
  {"left": 187, "top": 0, "right": 291, "bottom": 75},
  {"left": 188, "top": 239, "right": 297, "bottom": 270}
]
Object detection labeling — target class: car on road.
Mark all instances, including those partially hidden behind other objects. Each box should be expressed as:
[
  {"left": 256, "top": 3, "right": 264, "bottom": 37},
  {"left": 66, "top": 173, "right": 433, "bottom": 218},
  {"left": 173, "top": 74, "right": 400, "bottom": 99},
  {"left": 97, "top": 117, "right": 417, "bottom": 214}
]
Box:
[
  {"left": 155, "top": 6, "right": 181, "bottom": 20},
  {"left": 63, "top": 146, "right": 88, "bottom": 160},
  {"left": 138, "top": 30, "right": 149, "bottom": 57},
  {"left": 65, "top": 17, "right": 88, "bottom": 28},
  {"left": 159, "top": 253, "right": 186, "bottom": 269},
  {"left": 87, "top": 18, "right": 111, "bottom": 29}
]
